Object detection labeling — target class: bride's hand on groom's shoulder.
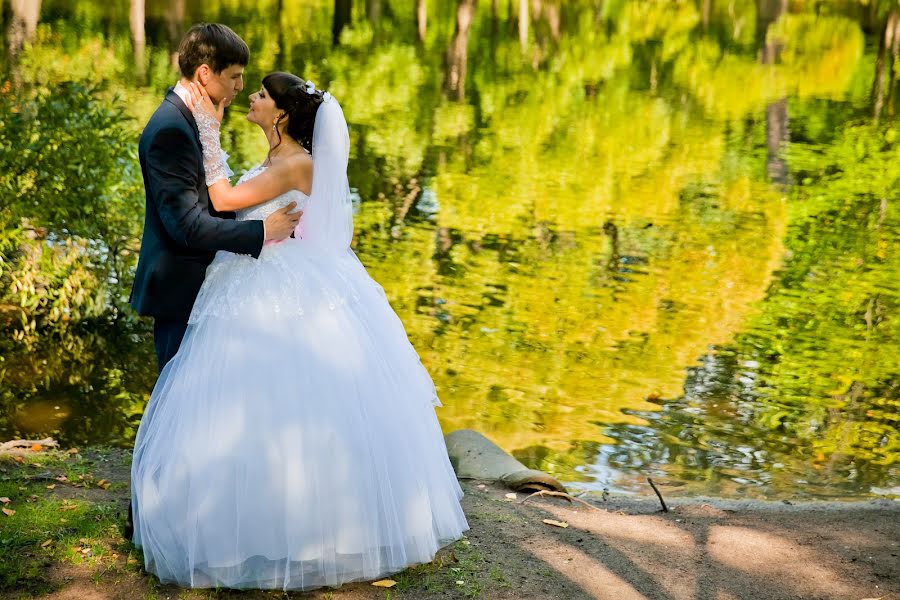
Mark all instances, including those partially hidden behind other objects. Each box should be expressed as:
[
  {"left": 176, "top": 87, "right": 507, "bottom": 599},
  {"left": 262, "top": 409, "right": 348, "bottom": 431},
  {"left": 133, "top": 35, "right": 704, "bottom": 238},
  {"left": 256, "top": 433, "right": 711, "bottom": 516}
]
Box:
[{"left": 188, "top": 81, "right": 225, "bottom": 124}]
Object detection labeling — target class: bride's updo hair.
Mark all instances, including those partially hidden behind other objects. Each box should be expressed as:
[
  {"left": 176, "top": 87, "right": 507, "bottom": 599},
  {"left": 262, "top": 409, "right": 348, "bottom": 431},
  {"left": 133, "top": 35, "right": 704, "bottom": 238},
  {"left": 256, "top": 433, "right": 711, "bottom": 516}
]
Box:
[{"left": 263, "top": 71, "right": 326, "bottom": 157}]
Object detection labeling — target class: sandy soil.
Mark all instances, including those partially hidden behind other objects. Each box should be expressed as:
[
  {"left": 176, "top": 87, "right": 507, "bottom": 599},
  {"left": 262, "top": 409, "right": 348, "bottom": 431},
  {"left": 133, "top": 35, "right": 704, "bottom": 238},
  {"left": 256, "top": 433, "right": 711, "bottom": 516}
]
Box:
[
  {"left": 16, "top": 475, "right": 899, "bottom": 600},
  {"left": 2, "top": 447, "right": 897, "bottom": 599}
]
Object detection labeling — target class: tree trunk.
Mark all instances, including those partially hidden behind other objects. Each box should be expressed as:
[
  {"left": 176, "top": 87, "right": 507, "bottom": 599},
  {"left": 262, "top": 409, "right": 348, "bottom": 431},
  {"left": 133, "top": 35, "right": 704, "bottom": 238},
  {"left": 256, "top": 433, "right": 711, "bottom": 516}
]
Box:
[
  {"left": 756, "top": 0, "right": 787, "bottom": 41},
  {"left": 417, "top": 0, "right": 427, "bottom": 42},
  {"left": 518, "top": 0, "right": 528, "bottom": 51},
  {"left": 332, "top": 0, "right": 352, "bottom": 46},
  {"left": 367, "top": 0, "right": 382, "bottom": 44},
  {"left": 444, "top": 0, "right": 476, "bottom": 100},
  {"left": 872, "top": 12, "right": 900, "bottom": 121},
  {"left": 130, "top": 0, "right": 146, "bottom": 79},
  {"left": 702, "top": 0, "right": 713, "bottom": 30},
  {"left": 366, "top": 0, "right": 381, "bottom": 24},
  {"left": 546, "top": 2, "right": 560, "bottom": 41},
  {"left": 274, "top": 0, "right": 287, "bottom": 69},
  {"left": 6, "top": 0, "right": 41, "bottom": 62},
  {"left": 872, "top": 12, "right": 891, "bottom": 120},
  {"left": 884, "top": 11, "right": 900, "bottom": 118},
  {"left": 759, "top": 0, "right": 788, "bottom": 185},
  {"left": 166, "top": 0, "right": 185, "bottom": 70},
  {"left": 488, "top": 0, "right": 499, "bottom": 58},
  {"left": 765, "top": 99, "right": 789, "bottom": 184}
]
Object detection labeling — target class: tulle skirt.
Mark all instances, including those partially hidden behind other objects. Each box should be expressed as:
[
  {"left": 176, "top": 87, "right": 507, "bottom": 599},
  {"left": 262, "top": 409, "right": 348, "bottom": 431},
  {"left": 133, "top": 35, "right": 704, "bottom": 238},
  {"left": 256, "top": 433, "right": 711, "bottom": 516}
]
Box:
[{"left": 130, "top": 240, "right": 469, "bottom": 590}]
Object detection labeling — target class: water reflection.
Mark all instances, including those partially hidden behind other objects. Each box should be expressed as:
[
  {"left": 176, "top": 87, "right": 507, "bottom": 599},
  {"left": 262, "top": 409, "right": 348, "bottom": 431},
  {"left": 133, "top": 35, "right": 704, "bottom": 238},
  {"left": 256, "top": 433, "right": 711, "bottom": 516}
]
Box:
[{"left": 0, "top": 0, "right": 897, "bottom": 499}]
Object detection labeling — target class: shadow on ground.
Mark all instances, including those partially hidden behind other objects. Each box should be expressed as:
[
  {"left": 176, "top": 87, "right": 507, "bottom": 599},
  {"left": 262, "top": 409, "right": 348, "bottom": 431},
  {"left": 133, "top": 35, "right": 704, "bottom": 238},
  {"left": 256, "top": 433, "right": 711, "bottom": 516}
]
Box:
[{"left": 1, "top": 450, "right": 897, "bottom": 599}]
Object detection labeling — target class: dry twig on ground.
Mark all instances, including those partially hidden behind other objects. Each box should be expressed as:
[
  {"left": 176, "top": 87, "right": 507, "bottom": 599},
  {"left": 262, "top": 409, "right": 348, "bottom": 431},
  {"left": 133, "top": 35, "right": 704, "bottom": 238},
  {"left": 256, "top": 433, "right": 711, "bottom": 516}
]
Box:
[{"left": 647, "top": 478, "right": 669, "bottom": 512}]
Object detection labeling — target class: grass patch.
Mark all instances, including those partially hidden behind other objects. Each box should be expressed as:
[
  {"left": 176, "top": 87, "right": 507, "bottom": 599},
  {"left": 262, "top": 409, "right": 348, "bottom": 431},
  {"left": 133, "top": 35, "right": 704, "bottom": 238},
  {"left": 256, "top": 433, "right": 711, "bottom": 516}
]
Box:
[
  {"left": 389, "top": 536, "right": 487, "bottom": 598},
  {"left": 489, "top": 566, "right": 511, "bottom": 587},
  {"left": 0, "top": 450, "right": 504, "bottom": 599},
  {"left": 468, "top": 510, "right": 525, "bottom": 525},
  {"left": 0, "top": 450, "right": 139, "bottom": 595}
]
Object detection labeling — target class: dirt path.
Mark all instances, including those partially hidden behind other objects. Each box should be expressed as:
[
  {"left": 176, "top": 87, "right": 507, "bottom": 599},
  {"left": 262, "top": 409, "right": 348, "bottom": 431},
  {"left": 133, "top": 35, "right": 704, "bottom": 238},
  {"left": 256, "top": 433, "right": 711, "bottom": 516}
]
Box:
[{"left": 1, "top": 449, "right": 897, "bottom": 599}]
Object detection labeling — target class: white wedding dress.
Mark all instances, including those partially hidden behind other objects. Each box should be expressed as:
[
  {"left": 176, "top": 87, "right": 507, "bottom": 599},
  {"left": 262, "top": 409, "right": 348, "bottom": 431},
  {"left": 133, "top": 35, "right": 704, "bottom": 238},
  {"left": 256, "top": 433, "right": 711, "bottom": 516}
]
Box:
[{"left": 130, "top": 97, "right": 468, "bottom": 590}]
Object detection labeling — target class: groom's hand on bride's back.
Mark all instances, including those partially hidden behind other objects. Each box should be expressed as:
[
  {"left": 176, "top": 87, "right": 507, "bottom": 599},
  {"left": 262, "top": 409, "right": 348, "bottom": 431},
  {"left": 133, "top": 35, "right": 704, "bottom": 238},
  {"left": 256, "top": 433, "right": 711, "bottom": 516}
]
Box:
[{"left": 264, "top": 202, "right": 302, "bottom": 241}]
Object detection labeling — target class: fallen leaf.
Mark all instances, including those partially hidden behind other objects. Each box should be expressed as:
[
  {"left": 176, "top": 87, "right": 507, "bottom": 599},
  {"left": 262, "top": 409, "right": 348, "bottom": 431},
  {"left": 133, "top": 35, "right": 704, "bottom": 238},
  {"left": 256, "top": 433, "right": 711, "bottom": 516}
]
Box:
[
  {"left": 79, "top": 538, "right": 89, "bottom": 544},
  {"left": 504, "top": 492, "right": 517, "bottom": 501},
  {"left": 1, "top": 508, "right": 14, "bottom": 517},
  {"left": 46, "top": 484, "right": 56, "bottom": 490},
  {"left": 477, "top": 484, "right": 486, "bottom": 489},
  {"left": 96, "top": 479, "right": 110, "bottom": 489},
  {"left": 80, "top": 548, "right": 91, "bottom": 555},
  {"left": 0, "top": 497, "right": 10, "bottom": 504},
  {"left": 371, "top": 579, "right": 397, "bottom": 588},
  {"left": 67, "top": 448, "right": 79, "bottom": 455},
  {"left": 72, "top": 545, "right": 82, "bottom": 552},
  {"left": 127, "top": 558, "right": 138, "bottom": 565},
  {"left": 13, "top": 456, "right": 24, "bottom": 463},
  {"left": 41, "top": 539, "right": 53, "bottom": 548},
  {"left": 55, "top": 475, "right": 68, "bottom": 483},
  {"left": 59, "top": 518, "right": 68, "bottom": 523},
  {"left": 542, "top": 519, "right": 569, "bottom": 528},
  {"left": 456, "top": 580, "right": 465, "bottom": 585},
  {"left": 31, "top": 444, "right": 43, "bottom": 452}
]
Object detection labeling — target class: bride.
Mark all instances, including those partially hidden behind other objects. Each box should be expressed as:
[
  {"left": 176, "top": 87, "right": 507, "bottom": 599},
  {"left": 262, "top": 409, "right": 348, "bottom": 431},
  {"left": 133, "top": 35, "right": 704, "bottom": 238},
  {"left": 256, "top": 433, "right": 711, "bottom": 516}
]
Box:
[{"left": 129, "top": 72, "right": 469, "bottom": 591}]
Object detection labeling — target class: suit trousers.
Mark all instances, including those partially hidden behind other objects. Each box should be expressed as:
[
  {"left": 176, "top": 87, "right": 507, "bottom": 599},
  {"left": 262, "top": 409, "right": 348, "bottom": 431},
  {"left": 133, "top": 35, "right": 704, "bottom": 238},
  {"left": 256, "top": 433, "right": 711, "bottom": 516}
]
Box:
[{"left": 153, "top": 317, "right": 189, "bottom": 372}]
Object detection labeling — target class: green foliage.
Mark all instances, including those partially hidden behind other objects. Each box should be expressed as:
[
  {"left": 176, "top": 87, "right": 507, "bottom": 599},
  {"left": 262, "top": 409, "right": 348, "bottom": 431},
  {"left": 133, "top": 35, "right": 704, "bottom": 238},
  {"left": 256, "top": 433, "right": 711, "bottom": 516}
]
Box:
[
  {"left": 0, "top": 82, "right": 143, "bottom": 321},
  {"left": 0, "top": 83, "right": 152, "bottom": 446}
]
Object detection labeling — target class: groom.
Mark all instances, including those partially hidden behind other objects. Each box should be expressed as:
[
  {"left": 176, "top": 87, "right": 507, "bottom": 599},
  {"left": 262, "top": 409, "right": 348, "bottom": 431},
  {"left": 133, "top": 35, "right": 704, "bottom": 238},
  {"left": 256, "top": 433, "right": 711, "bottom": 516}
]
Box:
[
  {"left": 126, "top": 23, "right": 299, "bottom": 540},
  {"left": 130, "top": 23, "right": 300, "bottom": 372}
]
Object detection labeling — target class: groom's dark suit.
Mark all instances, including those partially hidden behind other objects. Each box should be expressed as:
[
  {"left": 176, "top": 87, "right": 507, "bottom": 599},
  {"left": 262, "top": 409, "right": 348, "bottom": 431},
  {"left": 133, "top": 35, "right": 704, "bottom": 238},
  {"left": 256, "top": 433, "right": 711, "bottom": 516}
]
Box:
[{"left": 130, "top": 89, "right": 264, "bottom": 370}]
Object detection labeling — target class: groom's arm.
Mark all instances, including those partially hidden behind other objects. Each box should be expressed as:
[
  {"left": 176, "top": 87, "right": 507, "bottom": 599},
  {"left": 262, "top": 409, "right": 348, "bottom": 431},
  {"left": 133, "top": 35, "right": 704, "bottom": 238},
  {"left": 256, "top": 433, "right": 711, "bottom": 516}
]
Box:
[{"left": 147, "top": 125, "right": 264, "bottom": 258}]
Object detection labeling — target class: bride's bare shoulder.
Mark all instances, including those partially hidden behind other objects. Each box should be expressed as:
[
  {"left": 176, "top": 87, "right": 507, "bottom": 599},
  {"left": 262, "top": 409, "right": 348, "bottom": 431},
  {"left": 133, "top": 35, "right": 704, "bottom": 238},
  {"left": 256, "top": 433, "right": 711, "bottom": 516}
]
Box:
[{"left": 269, "top": 151, "right": 312, "bottom": 194}]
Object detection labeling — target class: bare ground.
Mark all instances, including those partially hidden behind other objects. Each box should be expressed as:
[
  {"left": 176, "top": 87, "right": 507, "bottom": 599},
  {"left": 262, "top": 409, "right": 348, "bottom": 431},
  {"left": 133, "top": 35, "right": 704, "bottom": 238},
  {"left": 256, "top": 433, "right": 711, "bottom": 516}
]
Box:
[{"left": 1, "top": 449, "right": 897, "bottom": 600}]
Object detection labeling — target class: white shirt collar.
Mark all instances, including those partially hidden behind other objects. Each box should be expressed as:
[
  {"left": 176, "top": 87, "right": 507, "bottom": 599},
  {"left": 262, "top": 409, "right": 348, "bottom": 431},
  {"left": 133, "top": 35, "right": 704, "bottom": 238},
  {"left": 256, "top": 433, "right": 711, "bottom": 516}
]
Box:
[{"left": 172, "top": 81, "right": 192, "bottom": 110}]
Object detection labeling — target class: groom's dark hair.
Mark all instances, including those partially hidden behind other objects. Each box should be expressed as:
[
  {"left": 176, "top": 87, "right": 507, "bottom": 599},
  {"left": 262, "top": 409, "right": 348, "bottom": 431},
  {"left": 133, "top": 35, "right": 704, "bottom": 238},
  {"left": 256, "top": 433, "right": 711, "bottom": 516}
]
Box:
[{"left": 177, "top": 23, "right": 249, "bottom": 77}]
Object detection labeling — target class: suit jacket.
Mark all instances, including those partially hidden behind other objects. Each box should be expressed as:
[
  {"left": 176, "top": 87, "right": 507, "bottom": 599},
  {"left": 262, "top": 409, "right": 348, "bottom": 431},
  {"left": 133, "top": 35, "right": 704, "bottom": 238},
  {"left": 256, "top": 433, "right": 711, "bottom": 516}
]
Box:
[{"left": 130, "top": 89, "right": 264, "bottom": 320}]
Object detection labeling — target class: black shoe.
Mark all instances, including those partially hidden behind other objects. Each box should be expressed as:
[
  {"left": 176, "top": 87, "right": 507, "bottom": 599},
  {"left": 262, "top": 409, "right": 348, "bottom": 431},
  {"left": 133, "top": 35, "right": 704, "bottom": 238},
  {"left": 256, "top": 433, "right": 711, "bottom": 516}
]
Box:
[{"left": 124, "top": 500, "right": 134, "bottom": 541}]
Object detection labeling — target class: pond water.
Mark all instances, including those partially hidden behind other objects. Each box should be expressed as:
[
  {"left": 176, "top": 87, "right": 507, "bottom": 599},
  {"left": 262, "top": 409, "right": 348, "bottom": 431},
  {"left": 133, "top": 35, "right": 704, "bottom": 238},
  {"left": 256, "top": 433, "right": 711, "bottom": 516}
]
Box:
[{"left": 1, "top": 0, "right": 897, "bottom": 500}]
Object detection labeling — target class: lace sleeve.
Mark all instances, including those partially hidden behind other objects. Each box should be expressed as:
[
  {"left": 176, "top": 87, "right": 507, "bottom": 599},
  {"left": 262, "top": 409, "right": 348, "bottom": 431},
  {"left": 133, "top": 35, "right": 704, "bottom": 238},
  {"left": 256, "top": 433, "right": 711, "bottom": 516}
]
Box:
[{"left": 193, "top": 102, "right": 233, "bottom": 186}]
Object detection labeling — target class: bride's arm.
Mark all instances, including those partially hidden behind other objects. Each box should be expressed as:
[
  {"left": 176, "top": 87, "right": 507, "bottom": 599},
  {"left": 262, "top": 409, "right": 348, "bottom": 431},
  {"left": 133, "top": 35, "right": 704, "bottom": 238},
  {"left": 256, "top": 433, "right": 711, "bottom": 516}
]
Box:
[
  {"left": 187, "top": 82, "right": 311, "bottom": 212},
  {"left": 207, "top": 157, "right": 311, "bottom": 212}
]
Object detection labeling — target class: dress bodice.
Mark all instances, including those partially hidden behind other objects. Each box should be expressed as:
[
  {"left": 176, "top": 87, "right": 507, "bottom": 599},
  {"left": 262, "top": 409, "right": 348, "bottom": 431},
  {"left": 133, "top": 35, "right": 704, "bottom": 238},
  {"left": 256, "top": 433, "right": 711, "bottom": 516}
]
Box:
[{"left": 234, "top": 164, "right": 308, "bottom": 222}]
